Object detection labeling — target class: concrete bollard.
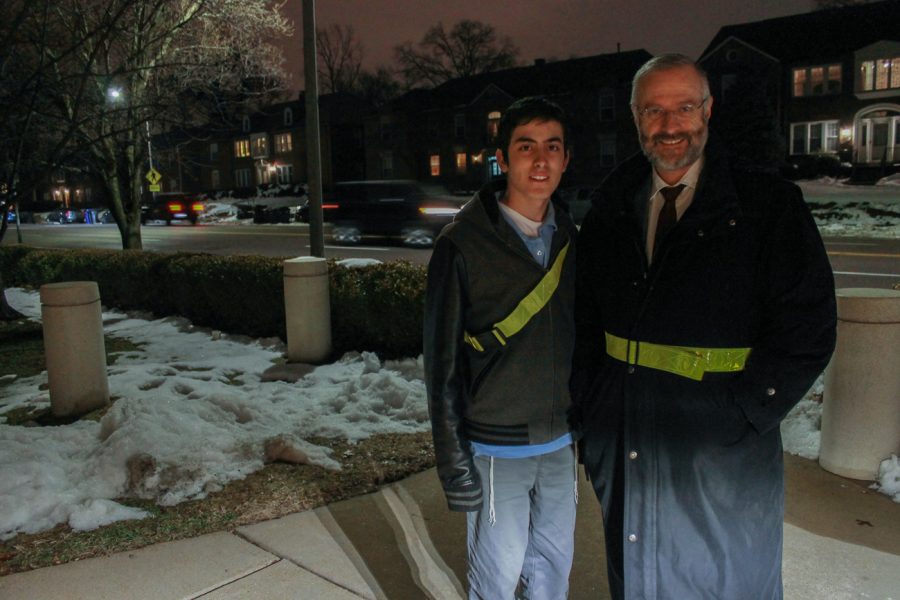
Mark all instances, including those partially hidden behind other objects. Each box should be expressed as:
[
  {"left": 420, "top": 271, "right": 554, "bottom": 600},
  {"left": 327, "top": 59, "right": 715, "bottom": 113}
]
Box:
[
  {"left": 820, "top": 288, "right": 900, "bottom": 480},
  {"left": 39, "top": 281, "right": 109, "bottom": 417},
  {"left": 283, "top": 257, "right": 332, "bottom": 363}
]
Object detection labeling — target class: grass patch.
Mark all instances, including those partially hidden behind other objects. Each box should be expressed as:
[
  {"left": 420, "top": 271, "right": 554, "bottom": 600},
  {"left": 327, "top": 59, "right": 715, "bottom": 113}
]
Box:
[
  {"left": 0, "top": 432, "right": 435, "bottom": 575},
  {"left": 0, "top": 319, "right": 142, "bottom": 397}
]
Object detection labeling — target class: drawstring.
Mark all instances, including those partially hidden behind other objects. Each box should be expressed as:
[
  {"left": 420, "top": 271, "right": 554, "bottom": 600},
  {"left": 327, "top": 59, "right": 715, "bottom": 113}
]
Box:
[
  {"left": 573, "top": 444, "right": 579, "bottom": 504},
  {"left": 488, "top": 456, "right": 496, "bottom": 526}
]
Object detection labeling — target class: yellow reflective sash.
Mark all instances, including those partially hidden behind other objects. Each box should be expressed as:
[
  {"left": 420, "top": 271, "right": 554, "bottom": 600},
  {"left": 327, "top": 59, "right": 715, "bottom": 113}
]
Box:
[
  {"left": 605, "top": 332, "right": 751, "bottom": 381},
  {"left": 464, "top": 241, "right": 570, "bottom": 352}
]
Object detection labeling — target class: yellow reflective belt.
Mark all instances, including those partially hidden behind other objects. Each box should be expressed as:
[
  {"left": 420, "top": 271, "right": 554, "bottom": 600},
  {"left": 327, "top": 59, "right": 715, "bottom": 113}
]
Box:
[
  {"left": 464, "top": 241, "right": 570, "bottom": 352},
  {"left": 604, "top": 332, "right": 751, "bottom": 381}
]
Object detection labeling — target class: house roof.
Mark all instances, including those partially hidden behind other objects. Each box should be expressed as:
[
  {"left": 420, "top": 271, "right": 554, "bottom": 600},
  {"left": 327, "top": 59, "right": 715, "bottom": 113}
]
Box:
[
  {"left": 700, "top": 0, "right": 900, "bottom": 64},
  {"left": 390, "top": 49, "right": 653, "bottom": 112}
]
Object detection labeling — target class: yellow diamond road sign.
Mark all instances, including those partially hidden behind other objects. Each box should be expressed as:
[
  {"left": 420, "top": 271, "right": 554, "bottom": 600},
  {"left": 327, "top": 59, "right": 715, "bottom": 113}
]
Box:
[{"left": 145, "top": 168, "right": 162, "bottom": 185}]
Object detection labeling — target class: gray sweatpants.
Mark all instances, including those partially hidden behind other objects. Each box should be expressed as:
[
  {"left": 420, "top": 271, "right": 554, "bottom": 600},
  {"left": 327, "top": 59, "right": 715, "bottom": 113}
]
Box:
[{"left": 466, "top": 445, "right": 577, "bottom": 600}]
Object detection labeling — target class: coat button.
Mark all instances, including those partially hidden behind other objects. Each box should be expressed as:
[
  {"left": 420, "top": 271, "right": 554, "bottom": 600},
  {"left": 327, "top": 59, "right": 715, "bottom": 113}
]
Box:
[
  {"left": 627, "top": 366, "right": 635, "bottom": 374},
  {"left": 629, "top": 450, "right": 638, "bottom": 460},
  {"left": 766, "top": 387, "right": 776, "bottom": 396},
  {"left": 628, "top": 534, "right": 638, "bottom": 542}
]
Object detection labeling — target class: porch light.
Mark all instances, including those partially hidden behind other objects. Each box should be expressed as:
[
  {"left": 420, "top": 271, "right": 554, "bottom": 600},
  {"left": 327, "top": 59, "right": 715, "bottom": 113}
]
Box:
[{"left": 840, "top": 127, "right": 852, "bottom": 143}]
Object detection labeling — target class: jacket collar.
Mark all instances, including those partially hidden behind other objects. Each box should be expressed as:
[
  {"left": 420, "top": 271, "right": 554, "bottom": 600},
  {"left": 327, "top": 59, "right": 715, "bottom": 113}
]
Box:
[{"left": 596, "top": 133, "right": 742, "bottom": 229}]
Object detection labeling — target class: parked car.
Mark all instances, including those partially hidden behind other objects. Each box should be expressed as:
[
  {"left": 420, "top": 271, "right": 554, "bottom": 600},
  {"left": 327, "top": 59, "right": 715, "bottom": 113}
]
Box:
[
  {"left": 141, "top": 193, "right": 204, "bottom": 225},
  {"left": 299, "top": 180, "right": 463, "bottom": 247}
]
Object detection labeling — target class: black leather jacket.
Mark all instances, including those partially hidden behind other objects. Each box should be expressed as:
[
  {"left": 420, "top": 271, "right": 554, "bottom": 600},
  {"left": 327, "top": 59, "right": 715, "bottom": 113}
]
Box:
[{"left": 423, "top": 180, "right": 577, "bottom": 511}]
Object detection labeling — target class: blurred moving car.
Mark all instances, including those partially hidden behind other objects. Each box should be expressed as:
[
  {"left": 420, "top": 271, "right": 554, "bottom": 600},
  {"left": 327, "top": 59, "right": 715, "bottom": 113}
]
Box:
[
  {"left": 299, "top": 180, "right": 463, "bottom": 247},
  {"left": 141, "top": 192, "right": 204, "bottom": 225}
]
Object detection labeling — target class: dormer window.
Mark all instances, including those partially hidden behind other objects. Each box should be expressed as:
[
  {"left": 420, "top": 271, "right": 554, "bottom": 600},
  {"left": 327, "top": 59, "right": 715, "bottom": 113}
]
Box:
[{"left": 284, "top": 108, "right": 294, "bottom": 126}]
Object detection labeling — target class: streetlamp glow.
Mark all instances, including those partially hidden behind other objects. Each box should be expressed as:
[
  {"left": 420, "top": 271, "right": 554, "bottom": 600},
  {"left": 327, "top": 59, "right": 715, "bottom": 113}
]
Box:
[{"left": 108, "top": 87, "right": 122, "bottom": 100}]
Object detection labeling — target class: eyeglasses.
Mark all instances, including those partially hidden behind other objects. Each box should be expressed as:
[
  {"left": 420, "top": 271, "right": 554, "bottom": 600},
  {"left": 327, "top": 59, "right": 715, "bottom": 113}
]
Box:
[{"left": 633, "top": 97, "right": 709, "bottom": 122}]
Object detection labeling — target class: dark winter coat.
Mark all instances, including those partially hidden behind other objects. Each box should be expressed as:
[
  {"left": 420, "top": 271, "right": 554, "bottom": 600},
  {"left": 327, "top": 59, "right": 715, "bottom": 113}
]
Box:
[
  {"left": 424, "top": 180, "right": 577, "bottom": 512},
  {"left": 572, "top": 141, "right": 837, "bottom": 600}
]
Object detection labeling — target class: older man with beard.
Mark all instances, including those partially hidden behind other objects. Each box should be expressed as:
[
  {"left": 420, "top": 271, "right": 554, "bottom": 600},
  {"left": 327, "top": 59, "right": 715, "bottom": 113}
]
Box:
[{"left": 572, "top": 54, "right": 837, "bottom": 600}]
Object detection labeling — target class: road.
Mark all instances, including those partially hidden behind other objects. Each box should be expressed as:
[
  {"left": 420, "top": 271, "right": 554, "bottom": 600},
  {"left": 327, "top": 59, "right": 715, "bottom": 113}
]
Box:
[{"left": 2, "top": 223, "right": 898, "bottom": 289}]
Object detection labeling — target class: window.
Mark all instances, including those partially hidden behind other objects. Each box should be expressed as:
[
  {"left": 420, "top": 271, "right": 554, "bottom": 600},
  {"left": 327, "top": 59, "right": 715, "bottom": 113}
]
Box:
[
  {"left": 430, "top": 154, "right": 440, "bottom": 177},
  {"left": 790, "top": 121, "right": 839, "bottom": 154},
  {"left": 256, "top": 163, "right": 272, "bottom": 185},
  {"left": 861, "top": 58, "right": 900, "bottom": 91},
  {"left": 599, "top": 93, "right": 615, "bottom": 121},
  {"left": 209, "top": 143, "right": 219, "bottom": 161},
  {"left": 276, "top": 164, "right": 293, "bottom": 185},
  {"left": 456, "top": 153, "right": 467, "bottom": 174},
  {"left": 380, "top": 117, "right": 393, "bottom": 142},
  {"left": 454, "top": 114, "right": 465, "bottom": 138},
  {"left": 599, "top": 137, "right": 616, "bottom": 167},
  {"left": 488, "top": 155, "right": 502, "bottom": 178},
  {"left": 792, "top": 64, "right": 841, "bottom": 96},
  {"left": 235, "top": 168, "right": 252, "bottom": 187},
  {"left": 242, "top": 116, "right": 251, "bottom": 132},
  {"left": 211, "top": 169, "right": 220, "bottom": 189},
  {"left": 283, "top": 107, "right": 293, "bottom": 126},
  {"left": 381, "top": 152, "right": 393, "bottom": 178},
  {"left": 234, "top": 139, "right": 250, "bottom": 158},
  {"left": 275, "top": 133, "right": 292, "bottom": 154},
  {"left": 251, "top": 133, "right": 268, "bottom": 158},
  {"left": 487, "top": 111, "right": 501, "bottom": 140}
]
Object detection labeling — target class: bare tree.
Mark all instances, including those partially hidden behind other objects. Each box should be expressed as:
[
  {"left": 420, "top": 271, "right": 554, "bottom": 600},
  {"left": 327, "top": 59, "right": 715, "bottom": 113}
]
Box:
[
  {"left": 357, "top": 66, "right": 402, "bottom": 107},
  {"left": 317, "top": 24, "right": 363, "bottom": 94},
  {"left": 14, "top": 0, "right": 291, "bottom": 250},
  {"left": 394, "top": 19, "right": 519, "bottom": 88}
]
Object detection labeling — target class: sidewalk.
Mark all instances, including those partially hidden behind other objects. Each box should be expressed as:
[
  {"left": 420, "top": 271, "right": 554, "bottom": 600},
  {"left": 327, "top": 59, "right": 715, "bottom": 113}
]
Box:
[{"left": 1, "top": 454, "right": 898, "bottom": 599}]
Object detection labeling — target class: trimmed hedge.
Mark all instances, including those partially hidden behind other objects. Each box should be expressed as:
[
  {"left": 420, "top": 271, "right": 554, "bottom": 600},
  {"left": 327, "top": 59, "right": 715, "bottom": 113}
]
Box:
[{"left": 1, "top": 246, "right": 426, "bottom": 358}]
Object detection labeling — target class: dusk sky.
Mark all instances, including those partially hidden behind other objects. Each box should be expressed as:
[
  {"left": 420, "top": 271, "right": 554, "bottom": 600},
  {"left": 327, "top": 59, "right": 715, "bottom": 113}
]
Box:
[{"left": 278, "top": 0, "right": 816, "bottom": 92}]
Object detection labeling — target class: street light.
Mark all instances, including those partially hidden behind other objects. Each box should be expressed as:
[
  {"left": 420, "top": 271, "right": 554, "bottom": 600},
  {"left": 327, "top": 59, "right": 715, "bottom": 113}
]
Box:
[{"left": 107, "top": 87, "right": 122, "bottom": 101}]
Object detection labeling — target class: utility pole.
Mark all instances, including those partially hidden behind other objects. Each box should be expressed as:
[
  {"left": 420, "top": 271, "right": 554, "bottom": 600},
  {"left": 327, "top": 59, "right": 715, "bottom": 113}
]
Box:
[{"left": 303, "top": 0, "right": 325, "bottom": 257}]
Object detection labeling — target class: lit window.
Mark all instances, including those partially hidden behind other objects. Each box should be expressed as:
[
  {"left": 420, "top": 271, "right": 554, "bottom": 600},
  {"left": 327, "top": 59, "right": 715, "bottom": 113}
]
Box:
[
  {"left": 487, "top": 111, "right": 501, "bottom": 140},
  {"left": 456, "top": 153, "right": 466, "bottom": 174},
  {"left": 275, "top": 133, "right": 293, "bottom": 154},
  {"left": 284, "top": 108, "right": 293, "bottom": 126},
  {"left": 234, "top": 139, "right": 250, "bottom": 158},
  {"left": 488, "top": 156, "right": 501, "bottom": 178},
  {"left": 251, "top": 133, "right": 268, "bottom": 158},
  {"left": 793, "top": 69, "right": 807, "bottom": 97},
  {"left": 430, "top": 154, "right": 440, "bottom": 177},
  {"left": 793, "top": 64, "right": 841, "bottom": 96},
  {"left": 860, "top": 58, "right": 900, "bottom": 91},
  {"left": 256, "top": 162, "right": 272, "bottom": 185}
]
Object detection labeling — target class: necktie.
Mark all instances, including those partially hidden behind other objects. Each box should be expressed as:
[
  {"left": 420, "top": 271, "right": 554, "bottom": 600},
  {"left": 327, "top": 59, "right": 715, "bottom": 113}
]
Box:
[{"left": 653, "top": 184, "right": 685, "bottom": 257}]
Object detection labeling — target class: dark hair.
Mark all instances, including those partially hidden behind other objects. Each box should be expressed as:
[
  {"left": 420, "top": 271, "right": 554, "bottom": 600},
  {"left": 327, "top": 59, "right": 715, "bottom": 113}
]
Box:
[{"left": 496, "top": 96, "right": 570, "bottom": 161}]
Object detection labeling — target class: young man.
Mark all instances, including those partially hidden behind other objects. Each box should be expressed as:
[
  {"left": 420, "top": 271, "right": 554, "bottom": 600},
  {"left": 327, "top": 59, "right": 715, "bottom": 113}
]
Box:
[
  {"left": 573, "top": 54, "right": 836, "bottom": 599},
  {"left": 424, "top": 96, "right": 578, "bottom": 600}
]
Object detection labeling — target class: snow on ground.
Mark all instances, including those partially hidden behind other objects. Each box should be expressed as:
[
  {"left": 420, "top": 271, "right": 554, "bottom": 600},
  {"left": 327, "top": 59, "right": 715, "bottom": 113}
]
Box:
[
  {"left": 0, "top": 288, "right": 428, "bottom": 540},
  {"left": 797, "top": 178, "right": 899, "bottom": 238},
  {"left": 2, "top": 278, "right": 898, "bottom": 540}
]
